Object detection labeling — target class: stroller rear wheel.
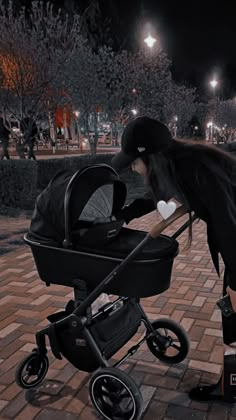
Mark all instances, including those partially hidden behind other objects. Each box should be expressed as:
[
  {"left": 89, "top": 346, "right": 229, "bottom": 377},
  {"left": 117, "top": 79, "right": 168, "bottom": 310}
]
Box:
[
  {"left": 146, "top": 318, "right": 190, "bottom": 364},
  {"left": 89, "top": 367, "right": 143, "bottom": 420},
  {"left": 15, "top": 351, "right": 49, "bottom": 389}
]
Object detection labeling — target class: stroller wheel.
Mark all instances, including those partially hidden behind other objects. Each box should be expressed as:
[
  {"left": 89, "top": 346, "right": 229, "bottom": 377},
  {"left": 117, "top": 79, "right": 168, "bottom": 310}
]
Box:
[
  {"left": 146, "top": 318, "right": 190, "bottom": 364},
  {"left": 15, "top": 351, "right": 49, "bottom": 389},
  {"left": 89, "top": 367, "right": 143, "bottom": 420}
]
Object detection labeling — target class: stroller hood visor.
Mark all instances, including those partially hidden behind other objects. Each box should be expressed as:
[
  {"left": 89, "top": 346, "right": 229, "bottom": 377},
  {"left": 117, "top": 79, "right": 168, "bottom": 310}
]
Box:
[{"left": 29, "top": 165, "right": 126, "bottom": 246}]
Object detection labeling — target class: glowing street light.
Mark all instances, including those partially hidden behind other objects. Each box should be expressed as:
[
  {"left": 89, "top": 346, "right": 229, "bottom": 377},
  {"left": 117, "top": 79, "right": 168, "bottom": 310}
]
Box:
[
  {"left": 209, "top": 79, "right": 218, "bottom": 89},
  {"left": 131, "top": 109, "right": 138, "bottom": 116},
  {"left": 144, "top": 33, "right": 157, "bottom": 48}
]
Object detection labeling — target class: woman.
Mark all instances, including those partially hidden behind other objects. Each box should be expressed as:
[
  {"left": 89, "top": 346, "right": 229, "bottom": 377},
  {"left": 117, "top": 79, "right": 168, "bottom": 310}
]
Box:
[{"left": 112, "top": 116, "right": 236, "bottom": 403}]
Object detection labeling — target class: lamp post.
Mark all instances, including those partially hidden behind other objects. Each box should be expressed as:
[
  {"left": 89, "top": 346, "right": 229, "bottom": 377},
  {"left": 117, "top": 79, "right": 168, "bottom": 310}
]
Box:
[{"left": 209, "top": 78, "right": 218, "bottom": 143}]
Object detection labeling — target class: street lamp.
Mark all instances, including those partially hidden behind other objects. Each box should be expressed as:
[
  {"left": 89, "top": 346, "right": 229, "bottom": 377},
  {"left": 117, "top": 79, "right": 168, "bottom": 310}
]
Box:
[
  {"left": 209, "top": 78, "right": 218, "bottom": 142},
  {"left": 144, "top": 33, "right": 157, "bottom": 48},
  {"left": 131, "top": 109, "right": 138, "bottom": 116}
]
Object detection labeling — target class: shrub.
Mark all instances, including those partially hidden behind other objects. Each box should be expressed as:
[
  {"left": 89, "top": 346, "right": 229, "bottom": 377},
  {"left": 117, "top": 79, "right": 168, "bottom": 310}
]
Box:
[
  {"left": 0, "top": 154, "right": 148, "bottom": 213},
  {"left": 0, "top": 160, "right": 37, "bottom": 210},
  {"left": 36, "top": 154, "right": 113, "bottom": 189}
]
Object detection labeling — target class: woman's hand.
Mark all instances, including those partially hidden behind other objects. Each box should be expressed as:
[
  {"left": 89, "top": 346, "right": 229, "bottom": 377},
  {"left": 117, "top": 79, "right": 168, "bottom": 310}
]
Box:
[{"left": 226, "top": 286, "right": 236, "bottom": 312}]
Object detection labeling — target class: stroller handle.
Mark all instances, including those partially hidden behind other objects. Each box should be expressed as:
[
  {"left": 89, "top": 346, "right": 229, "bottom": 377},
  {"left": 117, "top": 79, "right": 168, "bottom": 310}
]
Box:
[{"left": 149, "top": 205, "right": 188, "bottom": 239}]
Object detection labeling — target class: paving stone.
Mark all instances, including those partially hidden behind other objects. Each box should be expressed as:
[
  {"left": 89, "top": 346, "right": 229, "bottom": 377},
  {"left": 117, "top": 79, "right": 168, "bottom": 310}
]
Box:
[
  {"left": 34, "top": 408, "right": 78, "bottom": 420},
  {"left": 155, "top": 388, "right": 191, "bottom": 407},
  {"left": 166, "top": 404, "right": 207, "bottom": 419},
  {"left": 207, "top": 404, "right": 230, "bottom": 420},
  {"left": 0, "top": 392, "right": 28, "bottom": 418},
  {"left": 140, "top": 385, "right": 156, "bottom": 414},
  {"left": 142, "top": 400, "right": 167, "bottom": 419}
]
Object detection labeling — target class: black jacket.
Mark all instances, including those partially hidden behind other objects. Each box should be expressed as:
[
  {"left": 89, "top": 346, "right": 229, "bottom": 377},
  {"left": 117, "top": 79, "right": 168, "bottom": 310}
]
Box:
[
  {"left": 175, "top": 152, "right": 236, "bottom": 291},
  {"left": 0, "top": 118, "right": 10, "bottom": 141},
  {"left": 117, "top": 151, "right": 236, "bottom": 291},
  {"left": 20, "top": 117, "right": 38, "bottom": 142}
]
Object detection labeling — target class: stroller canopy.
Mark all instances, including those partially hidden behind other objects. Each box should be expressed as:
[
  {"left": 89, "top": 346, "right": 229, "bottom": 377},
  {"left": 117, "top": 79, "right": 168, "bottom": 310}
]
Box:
[{"left": 30, "top": 164, "right": 127, "bottom": 246}]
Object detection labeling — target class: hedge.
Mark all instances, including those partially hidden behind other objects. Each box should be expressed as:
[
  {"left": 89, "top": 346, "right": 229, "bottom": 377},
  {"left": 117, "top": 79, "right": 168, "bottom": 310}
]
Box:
[
  {"left": 0, "top": 154, "right": 147, "bottom": 212},
  {"left": 36, "top": 154, "right": 114, "bottom": 189},
  {"left": 2, "top": 144, "right": 235, "bottom": 213},
  {"left": 0, "top": 160, "right": 37, "bottom": 210}
]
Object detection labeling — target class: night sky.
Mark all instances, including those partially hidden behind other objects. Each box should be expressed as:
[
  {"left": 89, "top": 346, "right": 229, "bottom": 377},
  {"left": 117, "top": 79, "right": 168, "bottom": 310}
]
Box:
[
  {"left": 17, "top": 0, "right": 236, "bottom": 97},
  {"left": 119, "top": 0, "right": 236, "bottom": 97}
]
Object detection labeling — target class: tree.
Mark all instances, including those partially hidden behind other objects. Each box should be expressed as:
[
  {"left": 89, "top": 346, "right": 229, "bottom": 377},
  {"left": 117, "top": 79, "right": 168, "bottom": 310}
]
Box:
[
  {"left": 69, "top": 41, "right": 107, "bottom": 155},
  {"left": 215, "top": 99, "right": 236, "bottom": 129},
  {"left": 214, "top": 99, "right": 236, "bottom": 142},
  {"left": 194, "top": 101, "right": 209, "bottom": 138},
  {"left": 163, "top": 83, "right": 197, "bottom": 137},
  {"left": 97, "top": 48, "right": 135, "bottom": 144},
  {"left": 0, "top": 1, "right": 81, "bottom": 152},
  {"left": 130, "top": 47, "right": 173, "bottom": 121}
]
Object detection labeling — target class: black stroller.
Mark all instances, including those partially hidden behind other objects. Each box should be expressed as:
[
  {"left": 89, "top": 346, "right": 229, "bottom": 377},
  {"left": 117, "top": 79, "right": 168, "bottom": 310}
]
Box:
[{"left": 16, "top": 164, "right": 192, "bottom": 420}]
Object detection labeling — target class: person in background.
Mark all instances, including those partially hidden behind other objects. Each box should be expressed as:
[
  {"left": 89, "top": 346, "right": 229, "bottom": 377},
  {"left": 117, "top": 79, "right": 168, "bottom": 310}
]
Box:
[
  {"left": 0, "top": 111, "right": 11, "bottom": 160},
  {"left": 112, "top": 116, "right": 236, "bottom": 403},
  {"left": 20, "top": 111, "right": 38, "bottom": 160}
]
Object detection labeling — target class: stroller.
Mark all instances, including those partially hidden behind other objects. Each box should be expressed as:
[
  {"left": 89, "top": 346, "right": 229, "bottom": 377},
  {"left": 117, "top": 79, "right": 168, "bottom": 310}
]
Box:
[{"left": 16, "top": 164, "right": 192, "bottom": 420}]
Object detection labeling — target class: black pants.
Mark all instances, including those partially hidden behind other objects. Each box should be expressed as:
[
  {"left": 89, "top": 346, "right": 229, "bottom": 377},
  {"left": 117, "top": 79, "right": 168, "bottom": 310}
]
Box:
[
  {"left": 222, "top": 269, "right": 236, "bottom": 345},
  {"left": 28, "top": 143, "right": 36, "bottom": 160},
  {"left": 0, "top": 145, "right": 10, "bottom": 159}
]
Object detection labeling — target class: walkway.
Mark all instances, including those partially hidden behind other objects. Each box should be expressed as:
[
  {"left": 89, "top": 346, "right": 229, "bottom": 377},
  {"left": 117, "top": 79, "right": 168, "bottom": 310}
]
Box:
[{"left": 0, "top": 211, "right": 234, "bottom": 419}]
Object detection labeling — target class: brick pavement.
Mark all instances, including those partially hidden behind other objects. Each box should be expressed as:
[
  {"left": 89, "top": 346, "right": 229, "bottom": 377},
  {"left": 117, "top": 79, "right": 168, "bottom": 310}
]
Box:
[{"left": 0, "top": 211, "right": 235, "bottom": 419}]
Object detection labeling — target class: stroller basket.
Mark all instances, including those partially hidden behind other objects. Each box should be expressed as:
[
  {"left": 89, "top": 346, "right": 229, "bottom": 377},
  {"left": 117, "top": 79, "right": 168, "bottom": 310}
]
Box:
[{"left": 51, "top": 299, "right": 142, "bottom": 372}]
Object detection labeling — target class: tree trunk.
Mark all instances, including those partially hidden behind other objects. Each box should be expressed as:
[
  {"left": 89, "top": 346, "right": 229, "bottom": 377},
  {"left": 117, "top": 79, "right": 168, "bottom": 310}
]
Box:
[
  {"left": 90, "top": 141, "right": 96, "bottom": 156},
  {"left": 93, "top": 111, "right": 98, "bottom": 156},
  {"left": 63, "top": 106, "right": 69, "bottom": 151},
  {"left": 48, "top": 109, "right": 56, "bottom": 153},
  {"left": 70, "top": 117, "right": 76, "bottom": 144}
]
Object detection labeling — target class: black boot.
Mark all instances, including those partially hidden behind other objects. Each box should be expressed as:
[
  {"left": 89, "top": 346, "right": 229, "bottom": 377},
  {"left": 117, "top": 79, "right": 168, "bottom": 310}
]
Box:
[
  {"left": 189, "top": 353, "right": 236, "bottom": 403},
  {"left": 223, "top": 353, "right": 236, "bottom": 403},
  {"left": 189, "top": 376, "right": 225, "bottom": 402}
]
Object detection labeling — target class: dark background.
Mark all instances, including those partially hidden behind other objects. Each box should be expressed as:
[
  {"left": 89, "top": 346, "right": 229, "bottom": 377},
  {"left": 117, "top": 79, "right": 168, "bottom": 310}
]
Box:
[{"left": 16, "top": 0, "right": 236, "bottom": 98}]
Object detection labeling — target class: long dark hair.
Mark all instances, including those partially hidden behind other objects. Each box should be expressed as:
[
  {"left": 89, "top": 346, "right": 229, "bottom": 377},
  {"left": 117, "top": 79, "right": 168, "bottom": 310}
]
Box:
[{"left": 145, "top": 139, "right": 236, "bottom": 248}]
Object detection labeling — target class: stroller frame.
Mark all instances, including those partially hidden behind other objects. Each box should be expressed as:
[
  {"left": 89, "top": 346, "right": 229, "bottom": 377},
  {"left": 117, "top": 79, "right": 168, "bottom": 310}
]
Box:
[
  {"left": 16, "top": 169, "right": 197, "bottom": 420},
  {"left": 33, "top": 210, "right": 195, "bottom": 369}
]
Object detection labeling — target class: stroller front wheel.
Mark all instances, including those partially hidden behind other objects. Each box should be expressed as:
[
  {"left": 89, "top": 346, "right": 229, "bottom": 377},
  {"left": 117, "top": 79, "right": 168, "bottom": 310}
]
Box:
[
  {"left": 89, "top": 367, "right": 143, "bottom": 420},
  {"left": 146, "top": 318, "right": 190, "bottom": 364},
  {"left": 15, "top": 351, "right": 49, "bottom": 389}
]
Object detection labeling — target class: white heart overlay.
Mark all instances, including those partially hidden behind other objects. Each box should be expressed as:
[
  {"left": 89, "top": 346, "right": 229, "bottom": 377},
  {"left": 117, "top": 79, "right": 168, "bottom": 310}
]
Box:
[{"left": 157, "top": 200, "right": 176, "bottom": 220}]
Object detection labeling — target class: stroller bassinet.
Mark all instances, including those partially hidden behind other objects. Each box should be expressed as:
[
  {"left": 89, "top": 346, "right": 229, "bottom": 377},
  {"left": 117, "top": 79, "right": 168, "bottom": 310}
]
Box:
[{"left": 26, "top": 164, "right": 179, "bottom": 297}]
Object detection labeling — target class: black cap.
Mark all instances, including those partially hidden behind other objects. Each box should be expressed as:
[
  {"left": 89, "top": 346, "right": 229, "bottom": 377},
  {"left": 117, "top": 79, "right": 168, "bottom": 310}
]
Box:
[{"left": 112, "top": 116, "right": 173, "bottom": 171}]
